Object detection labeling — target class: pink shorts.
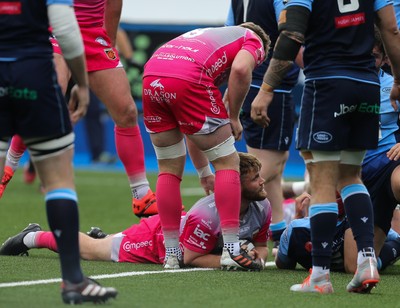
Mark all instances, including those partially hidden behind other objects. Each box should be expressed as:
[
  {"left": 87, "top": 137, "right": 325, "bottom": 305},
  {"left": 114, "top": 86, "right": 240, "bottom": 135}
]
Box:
[
  {"left": 80, "top": 27, "right": 122, "bottom": 72},
  {"left": 111, "top": 215, "right": 166, "bottom": 263},
  {"left": 142, "top": 76, "right": 230, "bottom": 135},
  {"left": 50, "top": 27, "right": 122, "bottom": 72}
]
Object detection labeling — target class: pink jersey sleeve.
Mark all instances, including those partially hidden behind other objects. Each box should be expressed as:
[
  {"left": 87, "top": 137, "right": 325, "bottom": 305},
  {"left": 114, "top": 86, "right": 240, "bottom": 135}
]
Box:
[
  {"left": 241, "top": 30, "right": 266, "bottom": 67},
  {"left": 180, "top": 201, "right": 221, "bottom": 254}
]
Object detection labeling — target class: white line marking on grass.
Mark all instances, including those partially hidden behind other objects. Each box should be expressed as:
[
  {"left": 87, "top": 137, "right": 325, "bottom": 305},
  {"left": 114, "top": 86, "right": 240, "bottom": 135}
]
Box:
[
  {"left": 0, "top": 264, "right": 277, "bottom": 288},
  {"left": 0, "top": 268, "right": 215, "bottom": 288}
]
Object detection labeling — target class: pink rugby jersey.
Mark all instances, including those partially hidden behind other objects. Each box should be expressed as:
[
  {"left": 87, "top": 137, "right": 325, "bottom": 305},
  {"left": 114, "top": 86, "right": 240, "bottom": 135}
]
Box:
[
  {"left": 144, "top": 26, "right": 266, "bottom": 86},
  {"left": 179, "top": 194, "right": 271, "bottom": 254}
]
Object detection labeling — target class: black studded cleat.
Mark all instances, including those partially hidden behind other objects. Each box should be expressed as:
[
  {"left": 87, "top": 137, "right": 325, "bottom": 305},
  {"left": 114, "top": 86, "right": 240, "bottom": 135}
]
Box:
[
  {"left": 0, "top": 223, "right": 41, "bottom": 256},
  {"left": 61, "top": 277, "right": 118, "bottom": 304},
  {"left": 86, "top": 227, "right": 108, "bottom": 239}
]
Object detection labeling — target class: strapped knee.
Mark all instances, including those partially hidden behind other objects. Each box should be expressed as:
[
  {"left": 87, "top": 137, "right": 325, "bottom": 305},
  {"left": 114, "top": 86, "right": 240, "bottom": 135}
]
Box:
[
  {"left": 26, "top": 133, "right": 75, "bottom": 162},
  {"left": 203, "top": 136, "right": 236, "bottom": 162},
  {"left": 301, "top": 150, "right": 341, "bottom": 164},
  {"left": 153, "top": 139, "right": 186, "bottom": 160}
]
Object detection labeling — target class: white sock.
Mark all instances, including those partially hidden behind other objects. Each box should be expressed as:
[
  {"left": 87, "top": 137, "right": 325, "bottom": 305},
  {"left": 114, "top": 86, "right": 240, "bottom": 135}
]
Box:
[
  {"left": 165, "top": 246, "right": 182, "bottom": 260},
  {"left": 22, "top": 232, "right": 38, "bottom": 248},
  {"left": 311, "top": 266, "right": 330, "bottom": 279},
  {"left": 357, "top": 247, "right": 376, "bottom": 264},
  {"left": 223, "top": 241, "right": 240, "bottom": 255},
  {"left": 5, "top": 150, "right": 23, "bottom": 172},
  {"left": 130, "top": 180, "right": 150, "bottom": 199}
]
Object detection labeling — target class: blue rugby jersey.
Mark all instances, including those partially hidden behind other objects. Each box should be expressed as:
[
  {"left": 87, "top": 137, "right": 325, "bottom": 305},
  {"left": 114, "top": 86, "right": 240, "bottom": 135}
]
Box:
[
  {"left": 226, "top": 0, "right": 300, "bottom": 91},
  {"left": 287, "top": 0, "right": 391, "bottom": 85},
  {"left": 0, "top": 0, "right": 72, "bottom": 61},
  {"left": 363, "top": 69, "right": 400, "bottom": 166}
]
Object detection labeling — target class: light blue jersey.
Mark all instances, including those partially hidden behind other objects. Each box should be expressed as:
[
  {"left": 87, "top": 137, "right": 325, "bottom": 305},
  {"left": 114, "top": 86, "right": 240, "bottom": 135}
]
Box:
[{"left": 363, "top": 69, "right": 400, "bottom": 167}]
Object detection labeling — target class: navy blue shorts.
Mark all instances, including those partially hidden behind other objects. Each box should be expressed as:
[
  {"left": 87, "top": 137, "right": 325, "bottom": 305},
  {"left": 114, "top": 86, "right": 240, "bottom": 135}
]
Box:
[
  {"left": 0, "top": 58, "right": 71, "bottom": 140},
  {"left": 296, "top": 79, "right": 380, "bottom": 151},
  {"left": 240, "top": 87, "right": 296, "bottom": 151},
  {"left": 362, "top": 153, "right": 400, "bottom": 234}
]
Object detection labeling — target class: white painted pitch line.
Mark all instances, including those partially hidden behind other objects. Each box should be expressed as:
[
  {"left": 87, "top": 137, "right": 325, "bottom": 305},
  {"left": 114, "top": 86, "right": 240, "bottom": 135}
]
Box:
[
  {"left": 0, "top": 268, "right": 214, "bottom": 288},
  {"left": 0, "top": 263, "right": 276, "bottom": 289}
]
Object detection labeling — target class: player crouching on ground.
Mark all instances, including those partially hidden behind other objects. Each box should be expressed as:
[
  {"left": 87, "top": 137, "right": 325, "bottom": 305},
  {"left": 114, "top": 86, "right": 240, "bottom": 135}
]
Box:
[{"left": 0, "top": 153, "right": 271, "bottom": 270}]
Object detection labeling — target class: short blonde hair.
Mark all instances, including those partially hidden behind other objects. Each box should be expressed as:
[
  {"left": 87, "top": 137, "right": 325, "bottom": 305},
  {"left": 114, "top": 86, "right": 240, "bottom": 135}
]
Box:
[{"left": 239, "top": 22, "right": 271, "bottom": 56}]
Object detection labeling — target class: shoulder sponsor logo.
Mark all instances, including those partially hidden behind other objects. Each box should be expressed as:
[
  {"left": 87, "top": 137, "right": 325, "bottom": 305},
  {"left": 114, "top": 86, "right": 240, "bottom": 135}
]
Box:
[
  {"left": 0, "top": 2, "right": 21, "bottom": 14},
  {"left": 313, "top": 131, "right": 332, "bottom": 144}
]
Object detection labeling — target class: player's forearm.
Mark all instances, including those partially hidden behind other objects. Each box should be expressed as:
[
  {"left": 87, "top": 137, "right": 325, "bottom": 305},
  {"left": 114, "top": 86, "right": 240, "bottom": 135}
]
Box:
[
  {"left": 263, "top": 6, "right": 308, "bottom": 90},
  {"left": 227, "top": 53, "right": 253, "bottom": 120},
  {"left": 104, "top": 0, "right": 122, "bottom": 46},
  {"left": 262, "top": 58, "right": 293, "bottom": 90},
  {"left": 65, "top": 56, "right": 89, "bottom": 88},
  {"left": 48, "top": 4, "right": 88, "bottom": 87}
]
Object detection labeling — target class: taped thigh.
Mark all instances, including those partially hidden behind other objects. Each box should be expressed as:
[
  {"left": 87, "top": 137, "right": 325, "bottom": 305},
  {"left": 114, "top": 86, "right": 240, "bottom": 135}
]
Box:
[
  {"left": 301, "top": 150, "right": 341, "bottom": 164},
  {"left": 26, "top": 132, "right": 75, "bottom": 162},
  {"left": 153, "top": 139, "right": 186, "bottom": 160},
  {"left": 203, "top": 136, "right": 236, "bottom": 162},
  {"left": 340, "top": 150, "right": 366, "bottom": 166}
]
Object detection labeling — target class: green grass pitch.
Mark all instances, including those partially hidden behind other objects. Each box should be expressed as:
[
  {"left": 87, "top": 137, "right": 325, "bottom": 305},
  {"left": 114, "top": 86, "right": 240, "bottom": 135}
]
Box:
[{"left": 0, "top": 169, "right": 399, "bottom": 307}]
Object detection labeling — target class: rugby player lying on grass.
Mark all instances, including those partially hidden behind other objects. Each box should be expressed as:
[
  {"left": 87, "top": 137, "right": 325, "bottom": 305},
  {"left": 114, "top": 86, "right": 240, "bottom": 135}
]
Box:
[
  {"left": 276, "top": 192, "right": 400, "bottom": 274},
  {"left": 0, "top": 153, "right": 271, "bottom": 270}
]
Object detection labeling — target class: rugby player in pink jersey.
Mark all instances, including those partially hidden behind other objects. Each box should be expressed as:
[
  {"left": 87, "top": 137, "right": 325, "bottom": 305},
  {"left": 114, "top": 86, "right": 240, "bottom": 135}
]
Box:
[
  {"left": 0, "top": 153, "right": 271, "bottom": 270},
  {"left": 0, "top": 0, "right": 157, "bottom": 218},
  {"left": 141, "top": 23, "right": 270, "bottom": 270}
]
